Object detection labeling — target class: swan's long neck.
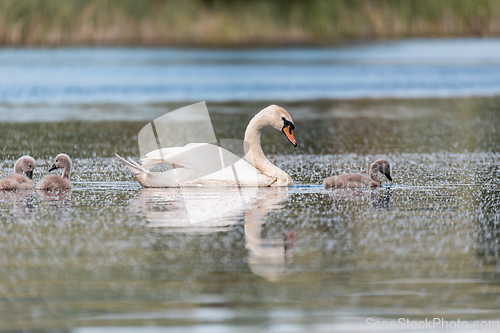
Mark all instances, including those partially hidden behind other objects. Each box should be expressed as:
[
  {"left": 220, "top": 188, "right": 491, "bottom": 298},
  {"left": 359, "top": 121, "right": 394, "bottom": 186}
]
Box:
[
  {"left": 244, "top": 116, "right": 274, "bottom": 173},
  {"left": 62, "top": 163, "right": 71, "bottom": 179},
  {"left": 244, "top": 114, "right": 290, "bottom": 185},
  {"left": 369, "top": 163, "right": 381, "bottom": 184},
  {"left": 13, "top": 160, "right": 23, "bottom": 174}
]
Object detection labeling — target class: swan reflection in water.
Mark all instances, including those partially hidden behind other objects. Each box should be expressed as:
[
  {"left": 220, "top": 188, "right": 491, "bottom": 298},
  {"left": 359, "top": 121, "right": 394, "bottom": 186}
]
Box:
[
  {"left": 36, "top": 189, "right": 72, "bottom": 224},
  {"left": 128, "top": 186, "right": 295, "bottom": 281},
  {"left": 325, "top": 187, "right": 392, "bottom": 211},
  {"left": 372, "top": 188, "right": 392, "bottom": 210},
  {"left": 0, "top": 188, "right": 72, "bottom": 223},
  {"left": 0, "top": 189, "right": 36, "bottom": 222},
  {"left": 37, "top": 189, "right": 72, "bottom": 204}
]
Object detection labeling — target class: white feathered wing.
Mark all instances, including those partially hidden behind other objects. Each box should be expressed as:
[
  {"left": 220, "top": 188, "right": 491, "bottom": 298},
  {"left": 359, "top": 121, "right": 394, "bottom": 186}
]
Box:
[{"left": 116, "top": 143, "right": 273, "bottom": 187}]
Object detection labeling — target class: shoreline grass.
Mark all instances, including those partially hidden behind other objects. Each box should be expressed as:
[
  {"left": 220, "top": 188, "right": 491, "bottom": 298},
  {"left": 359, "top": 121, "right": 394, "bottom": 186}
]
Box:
[{"left": 1, "top": 0, "right": 500, "bottom": 47}]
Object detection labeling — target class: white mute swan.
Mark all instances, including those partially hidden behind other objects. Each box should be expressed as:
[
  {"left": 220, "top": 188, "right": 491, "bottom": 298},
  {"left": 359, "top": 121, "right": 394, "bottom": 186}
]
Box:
[
  {"left": 0, "top": 156, "right": 36, "bottom": 191},
  {"left": 36, "top": 154, "right": 72, "bottom": 190},
  {"left": 116, "top": 104, "right": 297, "bottom": 187},
  {"left": 324, "top": 159, "right": 392, "bottom": 188}
]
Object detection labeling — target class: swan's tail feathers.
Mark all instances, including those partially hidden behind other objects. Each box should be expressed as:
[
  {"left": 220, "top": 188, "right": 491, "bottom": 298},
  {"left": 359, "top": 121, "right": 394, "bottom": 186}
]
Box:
[
  {"left": 127, "top": 157, "right": 145, "bottom": 170},
  {"left": 115, "top": 153, "right": 142, "bottom": 171},
  {"left": 140, "top": 156, "right": 171, "bottom": 169},
  {"left": 115, "top": 153, "right": 150, "bottom": 186}
]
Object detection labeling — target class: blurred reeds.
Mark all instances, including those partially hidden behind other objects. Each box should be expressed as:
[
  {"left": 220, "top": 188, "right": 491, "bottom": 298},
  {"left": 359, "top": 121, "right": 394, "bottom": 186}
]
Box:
[{"left": 1, "top": 0, "right": 499, "bottom": 46}]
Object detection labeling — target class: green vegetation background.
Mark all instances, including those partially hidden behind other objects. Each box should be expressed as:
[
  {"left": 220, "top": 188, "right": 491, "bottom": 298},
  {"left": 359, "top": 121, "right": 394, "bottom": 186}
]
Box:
[{"left": 1, "top": 0, "right": 499, "bottom": 46}]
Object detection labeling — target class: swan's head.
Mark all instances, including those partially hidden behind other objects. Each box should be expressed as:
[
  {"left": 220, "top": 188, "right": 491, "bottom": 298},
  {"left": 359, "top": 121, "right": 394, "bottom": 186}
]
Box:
[
  {"left": 260, "top": 105, "right": 297, "bottom": 147},
  {"left": 15, "top": 156, "right": 36, "bottom": 179},
  {"left": 49, "top": 153, "right": 72, "bottom": 172},
  {"left": 373, "top": 159, "right": 392, "bottom": 181}
]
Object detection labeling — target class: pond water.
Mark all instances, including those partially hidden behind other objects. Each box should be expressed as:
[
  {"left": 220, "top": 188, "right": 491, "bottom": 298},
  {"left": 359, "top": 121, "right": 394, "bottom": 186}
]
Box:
[{"left": 1, "top": 40, "right": 500, "bottom": 332}]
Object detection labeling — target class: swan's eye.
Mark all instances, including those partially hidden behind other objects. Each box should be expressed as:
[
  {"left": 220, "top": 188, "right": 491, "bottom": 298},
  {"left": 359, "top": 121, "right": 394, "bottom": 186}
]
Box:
[{"left": 282, "top": 118, "right": 295, "bottom": 130}]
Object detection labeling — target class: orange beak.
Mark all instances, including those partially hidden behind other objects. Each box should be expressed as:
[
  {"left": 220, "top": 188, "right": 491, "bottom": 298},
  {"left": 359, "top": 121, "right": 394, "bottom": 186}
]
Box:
[{"left": 282, "top": 125, "right": 297, "bottom": 147}]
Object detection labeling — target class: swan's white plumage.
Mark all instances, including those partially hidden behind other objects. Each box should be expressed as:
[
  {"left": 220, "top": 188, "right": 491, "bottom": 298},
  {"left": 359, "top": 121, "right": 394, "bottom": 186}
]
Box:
[
  {"left": 116, "top": 143, "right": 271, "bottom": 187},
  {"left": 117, "top": 105, "right": 296, "bottom": 187}
]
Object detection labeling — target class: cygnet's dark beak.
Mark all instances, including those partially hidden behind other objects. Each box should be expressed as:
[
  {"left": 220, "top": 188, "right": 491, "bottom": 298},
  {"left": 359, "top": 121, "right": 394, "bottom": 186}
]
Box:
[
  {"left": 48, "top": 164, "right": 57, "bottom": 172},
  {"left": 26, "top": 170, "right": 33, "bottom": 179},
  {"left": 385, "top": 171, "right": 392, "bottom": 182}
]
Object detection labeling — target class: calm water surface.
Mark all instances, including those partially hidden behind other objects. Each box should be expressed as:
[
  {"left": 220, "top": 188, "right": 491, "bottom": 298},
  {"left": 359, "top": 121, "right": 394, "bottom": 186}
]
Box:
[
  {"left": 1, "top": 40, "right": 500, "bottom": 332},
  {"left": 1, "top": 38, "right": 500, "bottom": 121}
]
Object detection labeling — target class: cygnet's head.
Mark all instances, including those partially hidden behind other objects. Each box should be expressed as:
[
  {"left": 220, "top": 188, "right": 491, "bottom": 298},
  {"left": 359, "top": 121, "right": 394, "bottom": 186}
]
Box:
[
  {"left": 14, "top": 156, "right": 36, "bottom": 179},
  {"left": 49, "top": 153, "right": 72, "bottom": 172},
  {"left": 373, "top": 159, "right": 392, "bottom": 181}
]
